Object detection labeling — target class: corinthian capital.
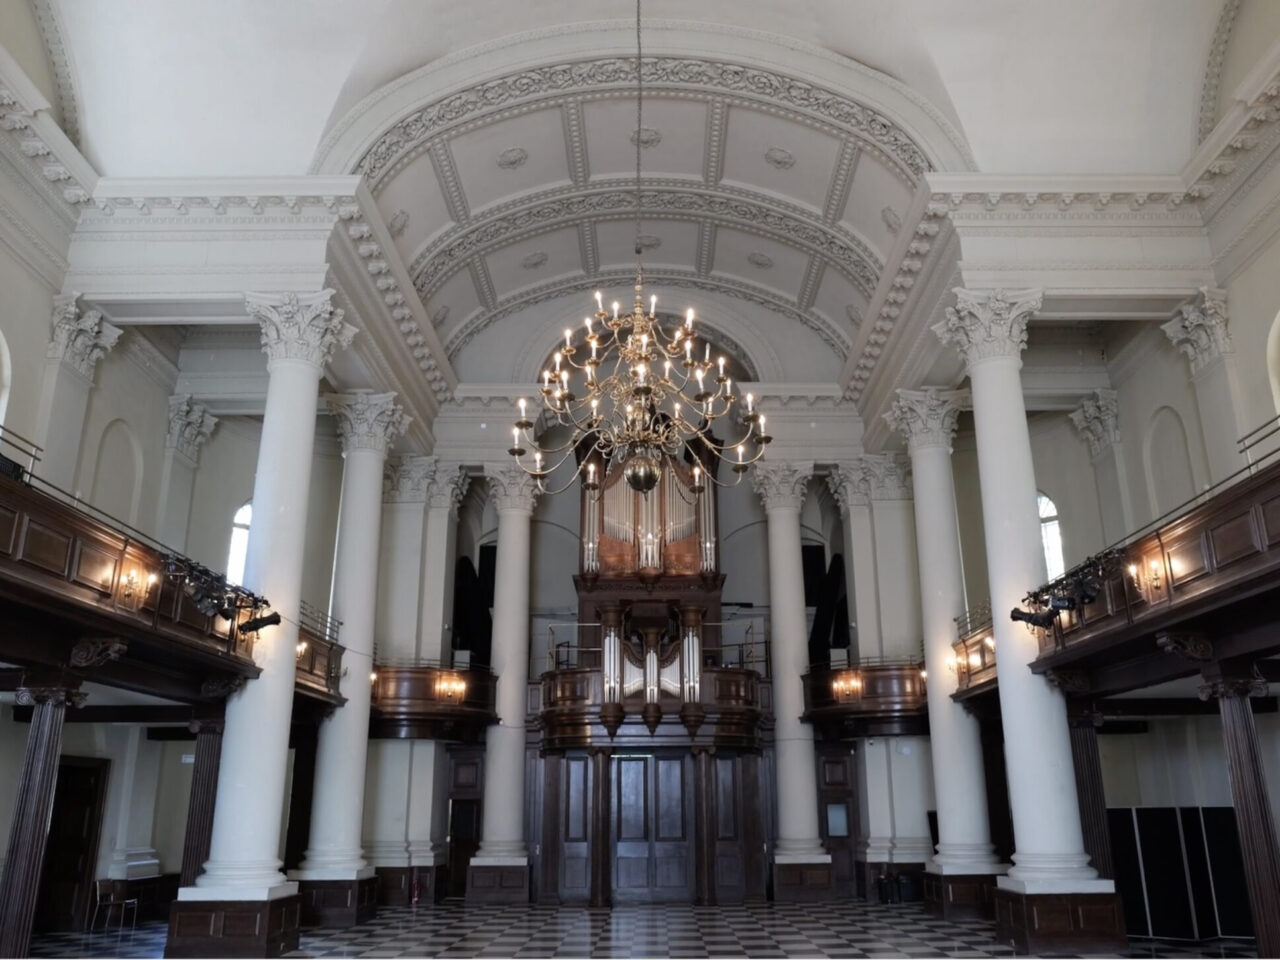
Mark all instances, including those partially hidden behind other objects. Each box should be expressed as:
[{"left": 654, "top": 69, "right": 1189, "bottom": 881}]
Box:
[
  {"left": 752, "top": 462, "right": 811, "bottom": 512},
  {"left": 48, "top": 293, "right": 121, "bottom": 381},
  {"left": 885, "top": 387, "right": 968, "bottom": 453},
  {"left": 246, "top": 290, "right": 357, "bottom": 370},
  {"left": 933, "top": 288, "right": 1043, "bottom": 369},
  {"left": 1162, "top": 287, "right": 1231, "bottom": 375},
  {"left": 327, "top": 391, "right": 409, "bottom": 455},
  {"left": 1068, "top": 389, "right": 1120, "bottom": 459},
  {"left": 827, "top": 461, "right": 871, "bottom": 515},
  {"left": 383, "top": 455, "right": 436, "bottom": 503},
  {"left": 427, "top": 461, "right": 470, "bottom": 515},
  {"left": 166, "top": 394, "right": 218, "bottom": 463},
  {"left": 485, "top": 462, "right": 540, "bottom": 514}
]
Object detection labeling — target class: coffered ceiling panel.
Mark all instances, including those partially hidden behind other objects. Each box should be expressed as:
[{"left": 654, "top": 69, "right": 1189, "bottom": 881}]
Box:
[
  {"left": 812, "top": 269, "right": 866, "bottom": 339},
  {"left": 450, "top": 107, "right": 572, "bottom": 215},
  {"left": 840, "top": 155, "right": 914, "bottom": 261},
  {"left": 483, "top": 226, "right": 583, "bottom": 297},
  {"left": 594, "top": 218, "right": 700, "bottom": 273},
  {"left": 374, "top": 151, "right": 454, "bottom": 262},
  {"left": 711, "top": 228, "right": 808, "bottom": 301},
  {"left": 583, "top": 97, "right": 707, "bottom": 182},
  {"left": 425, "top": 268, "right": 484, "bottom": 342},
  {"left": 720, "top": 106, "right": 843, "bottom": 215}
]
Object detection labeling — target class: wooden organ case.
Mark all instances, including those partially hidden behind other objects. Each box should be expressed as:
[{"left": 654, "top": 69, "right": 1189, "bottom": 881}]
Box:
[{"left": 530, "top": 447, "right": 772, "bottom": 907}]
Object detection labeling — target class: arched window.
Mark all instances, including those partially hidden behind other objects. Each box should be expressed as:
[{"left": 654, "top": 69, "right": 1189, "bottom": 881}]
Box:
[
  {"left": 226, "top": 502, "right": 252, "bottom": 585},
  {"left": 1038, "top": 493, "right": 1065, "bottom": 581}
]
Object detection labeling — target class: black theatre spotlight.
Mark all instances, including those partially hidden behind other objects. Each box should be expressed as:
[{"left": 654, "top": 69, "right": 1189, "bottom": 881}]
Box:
[
  {"left": 240, "top": 611, "right": 282, "bottom": 634},
  {"left": 1010, "top": 607, "right": 1058, "bottom": 628}
]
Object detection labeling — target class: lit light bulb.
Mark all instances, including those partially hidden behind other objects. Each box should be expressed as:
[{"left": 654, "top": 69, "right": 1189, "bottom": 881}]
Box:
[
  {"left": 758, "top": 415, "right": 766, "bottom": 433},
  {"left": 588, "top": 462, "right": 596, "bottom": 484},
  {"left": 543, "top": 370, "right": 550, "bottom": 388},
  {"left": 518, "top": 397, "right": 527, "bottom": 417},
  {"left": 674, "top": 402, "right": 681, "bottom": 419},
  {"left": 513, "top": 427, "right": 520, "bottom": 446},
  {"left": 585, "top": 316, "right": 593, "bottom": 335},
  {"left": 554, "top": 351, "right": 561, "bottom": 372},
  {"left": 637, "top": 365, "right": 646, "bottom": 384},
  {"left": 685, "top": 340, "right": 693, "bottom": 360},
  {"left": 718, "top": 356, "right": 725, "bottom": 377},
  {"left": 696, "top": 368, "right": 704, "bottom": 389},
  {"left": 564, "top": 329, "right": 572, "bottom": 348},
  {"left": 704, "top": 343, "right": 711, "bottom": 362},
  {"left": 664, "top": 359, "right": 671, "bottom": 378},
  {"left": 737, "top": 444, "right": 744, "bottom": 462},
  {"left": 591, "top": 340, "right": 598, "bottom": 360},
  {"left": 685, "top": 308, "right": 694, "bottom": 330},
  {"left": 746, "top": 392, "right": 754, "bottom": 413},
  {"left": 613, "top": 301, "right": 619, "bottom": 320},
  {"left": 650, "top": 295, "right": 657, "bottom": 316},
  {"left": 591, "top": 398, "right": 599, "bottom": 416},
  {"left": 694, "top": 465, "right": 701, "bottom": 481},
  {"left": 595, "top": 290, "right": 603, "bottom": 311}
]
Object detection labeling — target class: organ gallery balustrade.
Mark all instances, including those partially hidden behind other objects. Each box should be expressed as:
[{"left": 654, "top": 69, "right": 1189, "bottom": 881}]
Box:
[
  {"left": 368, "top": 651, "right": 498, "bottom": 739},
  {"left": 951, "top": 602, "right": 997, "bottom": 697},
  {"left": 803, "top": 656, "right": 929, "bottom": 738}
]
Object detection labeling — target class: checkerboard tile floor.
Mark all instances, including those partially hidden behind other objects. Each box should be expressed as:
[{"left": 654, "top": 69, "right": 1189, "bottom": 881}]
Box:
[{"left": 29, "top": 901, "right": 1259, "bottom": 959}]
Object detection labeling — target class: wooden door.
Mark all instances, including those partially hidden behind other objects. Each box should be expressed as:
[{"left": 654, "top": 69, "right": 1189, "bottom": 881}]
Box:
[
  {"left": 34, "top": 757, "right": 108, "bottom": 932},
  {"left": 446, "top": 799, "right": 481, "bottom": 899},
  {"left": 611, "top": 753, "right": 692, "bottom": 903},
  {"left": 816, "top": 748, "right": 856, "bottom": 898}
]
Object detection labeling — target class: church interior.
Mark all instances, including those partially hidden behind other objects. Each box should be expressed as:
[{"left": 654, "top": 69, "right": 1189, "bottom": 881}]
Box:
[{"left": 1, "top": 1, "right": 1280, "bottom": 958}]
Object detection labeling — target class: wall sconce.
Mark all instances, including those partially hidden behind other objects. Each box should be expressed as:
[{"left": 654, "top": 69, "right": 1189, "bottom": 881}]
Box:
[
  {"left": 296, "top": 640, "right": 308, "bottom": 655},
  {"left": 831, "top": 672, "right": 861, "bottom": 698},
  {"left": 1149, "top": 559, "right": 1162, "bottom": 591},
  {"left": 968, "top": 651, "right": 982, "bottom": 670},
  {"left": 121, "top": 568, "right": 157, "bottom": 602},
  {"left": 983, "top": 635, "right": 995, "bottom": 650},
  {"left": 434, "top": 673, "right": 467, "bottom": 699},
  {"left": 369, "top": 671, "right": 378, "bottom": 683},
  {"left": 919, "top": 668, "right": 927, "bottom": 681}
]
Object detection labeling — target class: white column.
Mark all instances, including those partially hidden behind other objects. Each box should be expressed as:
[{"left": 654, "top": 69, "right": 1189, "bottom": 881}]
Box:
[
  {"left": 362, "top": 741, "right": 413, "bottom": 869},
  {"left": 856, "top": 738, "right": 894, "bottom": 867},
  {"left": 887, "top": 387, "right": 1002, "bottom": 876},
  {"left": 828, "top": 464, "right": 880, "bottom": 656},
  {"left": 295, "top": 392, "right": 408, "bottom": 881},
  {"left": 935, "top": 288, "right": 1111, "bottom": 895},
  {"left": 406, "top": 741, "right": 449, "bottom": 867},
  {"left": 471, "top": 463, "right": 538, "bottom": 863},
  {"left": 419, "top": 462, "right": 468, "bottom": 662},
  {"left": 376, "top": 458, "right": 434, "bottom": 662},
  {"left": 183, "top": 290, "right": 355, "bottom": 903},
  {"left": 33, "top": 294, "right": 121, "bottom": 489},
  {"left": 106, "top": 726, "right": 162, "bottom": 879},
  {"left": 1068, "top": 389, "right": 1135, "bottom": 543},
  {"left": 889, "top": 737, "right": 935, "bottom": 864},
  {"left": 1162, "top": 287, "right": 1249, "bottom": 484},
  {"left": 753, "top": 462, "right": 828, "bottom": 863},
  {"left": 155, "top": 394, "right": 218, "bottom": 550}
]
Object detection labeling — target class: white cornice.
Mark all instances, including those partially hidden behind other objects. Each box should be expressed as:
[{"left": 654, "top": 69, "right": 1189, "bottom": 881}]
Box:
[
  {"left": 28, "top": 0, "right": 81, "bottom": 147},
  {"left": 118, "top": 328, "right": 179, "bottom": 392}
]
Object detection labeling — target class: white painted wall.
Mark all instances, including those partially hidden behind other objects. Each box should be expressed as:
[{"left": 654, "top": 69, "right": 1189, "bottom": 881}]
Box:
[{"left": 0, "top": 243, "right": 57, "bottom": 440}]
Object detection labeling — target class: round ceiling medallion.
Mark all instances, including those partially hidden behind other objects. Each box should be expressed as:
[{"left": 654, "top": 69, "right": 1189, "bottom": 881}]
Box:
[
  {"left": 521, "top": 251, "right": 548, "bottom": 269},
  {"left": 764, "top": 146, "right": 795, "bottom": 170},
  {"left": 629, "top": 127, "right": 662, "bottom": 148},
  {"left": 497, "top": 147, "right": 529, "bottom": 169},
  {"left": 747, "top": 251, "right": 774, "bottom": 269}
]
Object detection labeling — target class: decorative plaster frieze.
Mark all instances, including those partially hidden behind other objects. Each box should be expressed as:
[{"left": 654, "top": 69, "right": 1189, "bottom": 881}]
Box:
[
  {"left": 166, "top": 394, "right": 218, "bottom": 462},
  {"left": 562, "top": 101, "right": 589, "bottom": 186},
  {"left": 47, "top": 293, "right": 121, "bottom": 380},
  {"left": 930, "top": 188, "right": 1195, "bottom": 217},
  {"left": 409, "top": 182, "right": 881, "bottom": 301},
  {"left": 843, "top": 202, "right": 947, "bottom": 401},
  {"left": 0, "top": 60, "right": 94, "bottom": 218},
  {"left": 933, "top": 287, "right": 1043, "bottom": 369},
  {"left": 29, "top": 0, "right": 80, "bottom": 147},
  {"left": 1162, "top": 286, "right": 1232, "bottom": 375},
  {"left": 1199, "top": 0, "right": 1242, "bottom": 143},
  {"left": 752, "top": 461, "right": 811, "bottom": 512},
  {"left": 383, "top": 455, "right": 437, "bottom": 503},
  {"left": 326, "top": 391, "right": 410, "bottom": 455},
  {"left": 702, "top": 99, "right": 728, "bottom": 185},
  {"left": 335, "top": 202, "right": 456, "bottom": 404},
  {"left": 484, "top": 461, "right": 540, "bottom": 513},
  {"left": 246, "top": 289, "right": 356, "bottom": 370},
  {"left": 822, "top": 140, "right": 860, "bottom": 224},
  {"left": 357, "top": 57, "right": 930, "bottom": 187},
  {"left": 427, "top": 461, "right": 470, "bottom": 514},
  {"left": 884, "top": 387, "right": 968, "bottom": 453},
  {"left": 1068, "top": 389, "right": 1121, "bottom": 459},
  {"left": 83, "top": 193, "right": 354, "bottom": 221}
]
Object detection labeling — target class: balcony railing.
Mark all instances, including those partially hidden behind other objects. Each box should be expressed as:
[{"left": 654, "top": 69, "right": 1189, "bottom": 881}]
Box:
[
  {"left": 368, "top": 654, "right": 498, "bottom": 740},
  {"left": 803, "top": 656, "right": 928, "bottom": 736}
]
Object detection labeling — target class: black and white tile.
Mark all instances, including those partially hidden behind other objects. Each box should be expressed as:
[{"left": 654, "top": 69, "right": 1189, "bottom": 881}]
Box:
[{"left": 29, "top": 901, "right": 1259, "bottom": 959}]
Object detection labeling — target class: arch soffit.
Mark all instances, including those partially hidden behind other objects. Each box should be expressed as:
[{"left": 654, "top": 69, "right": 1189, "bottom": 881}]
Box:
[{"left": 311, "top": 20, "right": 975, "bottom": 178}]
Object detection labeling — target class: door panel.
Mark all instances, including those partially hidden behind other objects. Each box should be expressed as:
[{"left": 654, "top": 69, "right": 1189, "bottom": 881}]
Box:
[
  {"left": 559, "top": 756, "right": 591, "bottom": 902},
  {"left": 35, "top": 758, "right": 108, "bottom": 932},
  {"left": 612, "top": 754, "right": 692, "bottom": 902}
]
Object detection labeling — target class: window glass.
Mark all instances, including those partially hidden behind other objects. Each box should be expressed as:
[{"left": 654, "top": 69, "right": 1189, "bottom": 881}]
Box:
[
  {"left": 1038, "top": 493, "right": 1065, "bottom": 580},
  {"left": 226, "top": 502, "right": 252, "bottom": 586},
  {"left": 826, "top": 802, "right": 850, "bottom": 837}
]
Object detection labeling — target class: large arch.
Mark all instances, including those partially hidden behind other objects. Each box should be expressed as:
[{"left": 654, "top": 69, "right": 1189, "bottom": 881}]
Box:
[
  {"left": 88, "top": 418, "right": 145, "bottom": 526},
  {"left": 1144, "top": 405, "right": 1197, "bottom": 519}
]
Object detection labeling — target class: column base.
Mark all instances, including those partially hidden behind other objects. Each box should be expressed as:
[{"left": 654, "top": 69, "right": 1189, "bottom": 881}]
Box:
[
  {"left": 993, "top": 888, "right": 1126, "bottom": 954},
  {"left": 466, "top": 858, "right": 529, "bottom": 904},
  {"left": 164, "top": 895, "right": 300, "bottom": 958},
  {"left": 375, "top": 865, "right": 444, "bottom": 906},
  {"left": 923, "top": 872, "right": 999, "bottom": 920},
  {"left": 297, "top": 877, "right": 377, "bottom": 928},
  {"left": 772, "top": 856, "right": 834, "bottom": 902}
]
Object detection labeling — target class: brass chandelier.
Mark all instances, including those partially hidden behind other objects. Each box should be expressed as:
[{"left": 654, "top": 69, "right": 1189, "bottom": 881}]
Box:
[{"left": 508, "top": 0, "right": 770, "bottom": 495}]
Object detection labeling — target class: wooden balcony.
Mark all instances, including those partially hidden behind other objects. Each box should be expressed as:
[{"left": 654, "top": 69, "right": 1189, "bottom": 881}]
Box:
[
  {"left": 952, "top": 603, "right": 997, "bottom": 700},
  {"left": 369, "top": 663, "right": 497, "bottom": 740},
  {"left": 803, "top": 659, "right": 929, "bottom": 738},
  {"left": 1024, "top": 458, "right": 1280, "bottom": 696},
  {"left": 293, "top": 608, "right": 345, "bottom": 705}
]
